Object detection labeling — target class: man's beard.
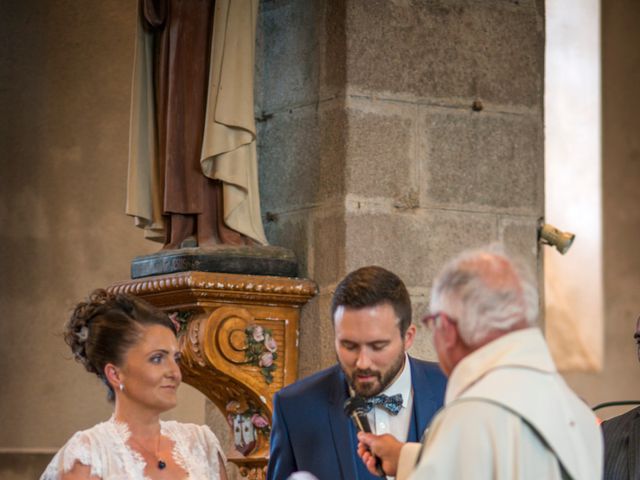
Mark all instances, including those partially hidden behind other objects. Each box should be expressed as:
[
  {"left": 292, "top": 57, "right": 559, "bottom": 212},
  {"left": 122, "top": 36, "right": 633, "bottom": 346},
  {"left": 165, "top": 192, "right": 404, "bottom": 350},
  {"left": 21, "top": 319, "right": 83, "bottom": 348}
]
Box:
[{"left": 347, "top": 352, "right": 405, "bottom": 398}]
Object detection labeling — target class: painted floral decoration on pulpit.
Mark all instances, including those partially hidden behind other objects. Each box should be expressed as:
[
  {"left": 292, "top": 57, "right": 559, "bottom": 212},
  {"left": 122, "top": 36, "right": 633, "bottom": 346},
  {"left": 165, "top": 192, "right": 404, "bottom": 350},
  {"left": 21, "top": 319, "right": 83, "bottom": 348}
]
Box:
[
  {"left": 226, "top": 400, "right": 271, "bottom": 456},
  {"left": 168, "top": 310, "right": 192, "bottom": 337},
  {"left": 245, "top": 325, "right": 278, "bottom": 383}
]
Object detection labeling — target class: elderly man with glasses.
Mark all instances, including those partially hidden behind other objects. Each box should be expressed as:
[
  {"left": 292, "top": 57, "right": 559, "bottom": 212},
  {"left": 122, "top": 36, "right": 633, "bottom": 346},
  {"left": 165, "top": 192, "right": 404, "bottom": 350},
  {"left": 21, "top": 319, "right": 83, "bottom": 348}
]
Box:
[{"left": 358, "top": 247, "right": 603, "bottom": 480}]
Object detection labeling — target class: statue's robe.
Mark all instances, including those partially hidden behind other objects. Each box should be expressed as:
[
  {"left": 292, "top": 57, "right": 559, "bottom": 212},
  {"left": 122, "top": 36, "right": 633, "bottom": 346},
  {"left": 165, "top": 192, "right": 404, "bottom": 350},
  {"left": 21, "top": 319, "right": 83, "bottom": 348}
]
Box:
[{"left": 127, "top": 0, "right": 267, "bottom": 245}]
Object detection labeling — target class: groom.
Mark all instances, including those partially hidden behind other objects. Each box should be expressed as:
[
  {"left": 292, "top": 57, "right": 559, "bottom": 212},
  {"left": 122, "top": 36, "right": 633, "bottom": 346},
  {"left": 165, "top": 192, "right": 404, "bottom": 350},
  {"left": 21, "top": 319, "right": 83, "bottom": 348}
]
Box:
[{"left": 267, "top": 266, "right": 447, "bottom": 479}]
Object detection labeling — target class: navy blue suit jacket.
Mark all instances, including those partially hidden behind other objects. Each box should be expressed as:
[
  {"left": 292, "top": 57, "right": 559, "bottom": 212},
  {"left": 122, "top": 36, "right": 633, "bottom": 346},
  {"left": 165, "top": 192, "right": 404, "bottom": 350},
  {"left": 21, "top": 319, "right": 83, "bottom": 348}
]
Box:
[{"left": 267, "top": 357, "right": 447, "bottom": 480}]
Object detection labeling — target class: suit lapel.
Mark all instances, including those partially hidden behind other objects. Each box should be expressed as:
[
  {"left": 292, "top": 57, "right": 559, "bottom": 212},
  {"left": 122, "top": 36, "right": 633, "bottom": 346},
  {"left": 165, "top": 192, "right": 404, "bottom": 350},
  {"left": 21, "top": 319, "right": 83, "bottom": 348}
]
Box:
[
  {"left": 408, "top": 356, "right": 439, "bottom": 435},
  {"left": 407, "top": 398, "right": 419, "bottom": 442},
  {"left": 328, "top": 368, "right": 357, "bottom": 479}
]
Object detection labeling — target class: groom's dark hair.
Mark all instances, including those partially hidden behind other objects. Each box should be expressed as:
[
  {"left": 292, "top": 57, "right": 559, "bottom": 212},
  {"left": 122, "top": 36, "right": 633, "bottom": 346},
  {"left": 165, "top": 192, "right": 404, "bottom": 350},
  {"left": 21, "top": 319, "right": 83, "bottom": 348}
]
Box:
[{"left": 330, "top": 266, "right": 412, "bottom": 336}]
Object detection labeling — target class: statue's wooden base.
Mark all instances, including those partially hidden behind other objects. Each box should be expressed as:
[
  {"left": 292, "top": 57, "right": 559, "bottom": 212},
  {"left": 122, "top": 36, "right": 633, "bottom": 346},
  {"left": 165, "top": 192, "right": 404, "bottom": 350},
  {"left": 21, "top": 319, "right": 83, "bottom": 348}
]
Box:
[{"left": 109, "top": 271, "right": 316, "bottom": 478}]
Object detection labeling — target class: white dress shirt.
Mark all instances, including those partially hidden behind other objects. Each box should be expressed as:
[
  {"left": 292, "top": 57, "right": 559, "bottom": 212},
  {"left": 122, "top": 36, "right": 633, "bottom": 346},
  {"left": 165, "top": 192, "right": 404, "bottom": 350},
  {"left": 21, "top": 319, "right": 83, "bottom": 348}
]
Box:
[
  {"left": 367, "top": 354, "right": 413, "bottom": 480},
  {"left": 367, "top": 353, "right": 413, "bottom": 442}
]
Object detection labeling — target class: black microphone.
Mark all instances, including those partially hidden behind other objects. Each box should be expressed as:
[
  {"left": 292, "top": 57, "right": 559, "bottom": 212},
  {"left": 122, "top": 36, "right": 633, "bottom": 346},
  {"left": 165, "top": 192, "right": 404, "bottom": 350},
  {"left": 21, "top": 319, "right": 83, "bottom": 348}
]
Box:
[{"left": 344, "top": 396, "right": 386, "bottom": 477}]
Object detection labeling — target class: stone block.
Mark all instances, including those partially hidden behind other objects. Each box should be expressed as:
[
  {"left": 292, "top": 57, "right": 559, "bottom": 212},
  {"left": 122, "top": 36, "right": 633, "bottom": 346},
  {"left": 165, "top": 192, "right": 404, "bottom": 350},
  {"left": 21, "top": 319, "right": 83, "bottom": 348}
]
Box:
[
  {"left": 322, "top": 0, "right": 348, "bottom": 96},
  {"left": 344, "top": 209, "right": 497, "bottom": 288},
  {"left": 260, "top": 0, "right": 345, "bottom": 112},
  {"left": 345, "top": 99, "right": 417, "bottom": 200},
  {"left": 499, "top": 216, "right": 541, "bottom": 324},
  {"left": 258, "top": 100, "right": 347, "bottom": 213},
  {"left": 419, "top": 108, "right": 543, "bottom": 214},
  {"left": 499, "top": 215, "right": 540, "bottom": 277},
  {"left": 410, "top": 326, "right": 438, "bottom": 363},
  {"left": 297, "top": 295, "right": 321, "bottom": 379},
  {"left": 297, "top": 292, "right": 337, "bottom": 379},
  {"left": 254, "top": 9, "right": 266, "bottom": 112},
  {"left": 408, "top": 296, "right": 439, "bottom": 362},
  {"left": 264, "top": 210, "right": 310, "bottom": 277},
  {"left": 260, "top": 0, "right": 320, "bottom": 111},
  {"left": 311, "top": 207, "right": 347, "bottom": 288},
  {"left": 345, "top": 0, "right": 543, "bottom": 107}
]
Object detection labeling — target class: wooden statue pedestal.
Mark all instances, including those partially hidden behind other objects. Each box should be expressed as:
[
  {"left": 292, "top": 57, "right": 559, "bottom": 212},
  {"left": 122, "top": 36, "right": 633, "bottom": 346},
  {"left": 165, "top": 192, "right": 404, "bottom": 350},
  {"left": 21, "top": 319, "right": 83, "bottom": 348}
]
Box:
[{"left": 109, "top": 271, "right": 316, "bottom": 479}]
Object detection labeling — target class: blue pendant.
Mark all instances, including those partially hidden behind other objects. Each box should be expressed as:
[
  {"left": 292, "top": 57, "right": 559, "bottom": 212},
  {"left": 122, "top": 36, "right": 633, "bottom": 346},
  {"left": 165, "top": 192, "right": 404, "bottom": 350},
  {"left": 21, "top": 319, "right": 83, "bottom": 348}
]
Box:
[{"left": 158, "top": 460, "right": 166, "bottom": 470}]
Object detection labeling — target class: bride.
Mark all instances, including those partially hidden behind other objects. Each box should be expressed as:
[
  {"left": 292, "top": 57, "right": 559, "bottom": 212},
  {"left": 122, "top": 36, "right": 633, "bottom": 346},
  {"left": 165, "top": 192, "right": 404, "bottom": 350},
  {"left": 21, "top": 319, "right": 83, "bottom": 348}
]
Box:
[{"left": 41, "top": 289, "right": 228, "bottom": 479}]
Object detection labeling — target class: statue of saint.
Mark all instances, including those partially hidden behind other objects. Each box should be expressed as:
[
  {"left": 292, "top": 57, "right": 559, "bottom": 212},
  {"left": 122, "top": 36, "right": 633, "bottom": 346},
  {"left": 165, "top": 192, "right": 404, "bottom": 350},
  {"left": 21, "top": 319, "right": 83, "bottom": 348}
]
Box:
[{"left": 126, "top": 0, "right": 267, "bottom": 249}]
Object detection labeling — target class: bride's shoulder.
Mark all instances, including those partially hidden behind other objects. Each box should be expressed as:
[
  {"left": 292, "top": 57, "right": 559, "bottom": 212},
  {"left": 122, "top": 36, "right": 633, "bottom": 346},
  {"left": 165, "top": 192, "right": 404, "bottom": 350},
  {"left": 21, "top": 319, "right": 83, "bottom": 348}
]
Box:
[
  {"left": 68, "top": 418, "right": 119, "bottom": 442},
  {"left": 41, "top": 419, "right": 116, "bottom": 480}
]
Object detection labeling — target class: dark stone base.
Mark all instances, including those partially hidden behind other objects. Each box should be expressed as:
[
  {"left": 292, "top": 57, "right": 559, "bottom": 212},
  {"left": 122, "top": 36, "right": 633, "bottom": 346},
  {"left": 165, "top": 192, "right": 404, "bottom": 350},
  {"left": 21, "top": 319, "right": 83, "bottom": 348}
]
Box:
[{"left": 130, "top": 245, "right": 298, "bottom": 279}]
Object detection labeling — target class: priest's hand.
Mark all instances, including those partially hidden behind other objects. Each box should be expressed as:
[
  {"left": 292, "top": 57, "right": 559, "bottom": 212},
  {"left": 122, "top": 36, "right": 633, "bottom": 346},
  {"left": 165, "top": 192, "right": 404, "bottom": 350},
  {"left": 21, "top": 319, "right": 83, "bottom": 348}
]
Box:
[{"left": 357, "top": 432, "right": 404, "bottom": 477}]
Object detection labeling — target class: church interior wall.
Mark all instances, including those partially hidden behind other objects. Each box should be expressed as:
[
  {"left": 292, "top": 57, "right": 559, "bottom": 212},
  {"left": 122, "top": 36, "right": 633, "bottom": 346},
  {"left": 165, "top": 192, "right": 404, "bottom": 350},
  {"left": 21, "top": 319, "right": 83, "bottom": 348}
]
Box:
[
  {"left": 562, "top": 0, "right": 640, "bottom": 415},
  {"left": 0, "top": 0, "right": 638, "bottom": 478},
  {"left": 258, "top": 0, "right": 544, "bottom": 375},
  {"left": 0, "top": 1, "right": 205, "bottom": 477}
]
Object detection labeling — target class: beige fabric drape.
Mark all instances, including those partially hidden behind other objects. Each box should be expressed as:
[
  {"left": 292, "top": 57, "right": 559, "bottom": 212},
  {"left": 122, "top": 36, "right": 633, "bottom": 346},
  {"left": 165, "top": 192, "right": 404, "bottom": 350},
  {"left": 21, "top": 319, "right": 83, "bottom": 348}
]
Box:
[
  {"left": 126, "top": 1, "right": 164, "bottom": 241},
  {"left": 201, "top": 0, "right": 266, "bottom": 245}
]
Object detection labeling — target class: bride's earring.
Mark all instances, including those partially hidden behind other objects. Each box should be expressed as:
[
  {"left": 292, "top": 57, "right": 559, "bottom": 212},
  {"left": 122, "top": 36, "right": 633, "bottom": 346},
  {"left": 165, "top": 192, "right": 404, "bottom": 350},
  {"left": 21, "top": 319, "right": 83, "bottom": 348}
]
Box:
[{"left": 119, "top": 383, "right": 124, "bottom": 392}]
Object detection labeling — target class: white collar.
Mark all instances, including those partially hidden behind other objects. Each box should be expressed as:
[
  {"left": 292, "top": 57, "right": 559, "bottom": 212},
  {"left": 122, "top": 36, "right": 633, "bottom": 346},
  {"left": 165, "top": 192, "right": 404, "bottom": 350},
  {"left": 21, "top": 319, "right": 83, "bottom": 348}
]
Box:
[
  {"left": 377, "top": 353, "right": 412, "bottom": 408},
  {"left": 446, "top": 328, "right": 556, "bottom": 404}
]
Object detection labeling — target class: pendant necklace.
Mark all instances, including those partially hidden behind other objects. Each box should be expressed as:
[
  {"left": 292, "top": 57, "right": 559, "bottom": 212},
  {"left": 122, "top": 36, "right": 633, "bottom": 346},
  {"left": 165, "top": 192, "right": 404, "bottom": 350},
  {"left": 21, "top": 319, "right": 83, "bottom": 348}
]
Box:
[{"left": 130, "top": 434, "right": 167, "bottom": 470}]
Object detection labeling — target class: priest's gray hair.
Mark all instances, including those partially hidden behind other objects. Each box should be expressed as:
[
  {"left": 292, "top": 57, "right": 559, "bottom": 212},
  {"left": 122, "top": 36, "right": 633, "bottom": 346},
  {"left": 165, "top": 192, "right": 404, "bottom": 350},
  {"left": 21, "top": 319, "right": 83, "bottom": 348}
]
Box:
[{"left": 429, "top": 246, "right": 538, "bottom": 347}]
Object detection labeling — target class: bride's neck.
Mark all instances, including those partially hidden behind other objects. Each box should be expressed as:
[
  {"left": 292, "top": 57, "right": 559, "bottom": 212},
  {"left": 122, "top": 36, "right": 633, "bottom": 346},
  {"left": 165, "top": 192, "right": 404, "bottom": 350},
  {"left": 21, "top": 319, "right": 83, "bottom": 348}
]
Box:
[{"left": 113, "top": 401, "right": 161, "bottom": 439}]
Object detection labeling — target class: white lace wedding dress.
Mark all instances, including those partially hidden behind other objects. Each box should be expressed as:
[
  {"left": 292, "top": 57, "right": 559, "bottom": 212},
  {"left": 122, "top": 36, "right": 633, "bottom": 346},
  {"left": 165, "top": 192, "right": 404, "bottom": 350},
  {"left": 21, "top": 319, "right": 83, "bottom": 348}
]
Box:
[{"left": 41, "top": 417, "right": 225, "bottom": 479}]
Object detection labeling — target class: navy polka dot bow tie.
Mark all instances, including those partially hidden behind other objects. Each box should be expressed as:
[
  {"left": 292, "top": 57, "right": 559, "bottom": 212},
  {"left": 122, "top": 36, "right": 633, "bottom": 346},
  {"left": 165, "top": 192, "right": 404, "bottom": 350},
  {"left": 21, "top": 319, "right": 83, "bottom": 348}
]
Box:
[{"left": 364, "top": 393, "right": 403, "bottom": 415}]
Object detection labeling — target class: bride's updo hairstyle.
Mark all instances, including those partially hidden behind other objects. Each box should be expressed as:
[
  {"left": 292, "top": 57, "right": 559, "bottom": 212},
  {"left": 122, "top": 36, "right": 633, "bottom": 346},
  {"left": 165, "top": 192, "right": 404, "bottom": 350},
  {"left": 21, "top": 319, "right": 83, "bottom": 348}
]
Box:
[{"left": 63, "top": 289, "right": 177, "bottom": 401}]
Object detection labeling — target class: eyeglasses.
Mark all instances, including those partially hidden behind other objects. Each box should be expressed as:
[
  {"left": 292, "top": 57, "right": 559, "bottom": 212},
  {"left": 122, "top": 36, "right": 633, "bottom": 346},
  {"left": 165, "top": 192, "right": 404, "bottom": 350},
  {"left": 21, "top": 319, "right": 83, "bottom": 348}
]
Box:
[{"left": 421, "top": 312, "right": 457, "bottom": 330}]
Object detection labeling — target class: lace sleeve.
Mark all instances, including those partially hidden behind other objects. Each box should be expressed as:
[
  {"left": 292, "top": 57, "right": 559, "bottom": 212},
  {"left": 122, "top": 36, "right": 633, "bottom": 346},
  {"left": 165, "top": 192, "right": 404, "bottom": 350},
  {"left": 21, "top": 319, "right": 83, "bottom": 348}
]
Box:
[
  {"left": 200, "top": 424, "right": 226, "bottom": 465},
  {"left": 40, "top": 431, "right": 103, "bottom": 480},
  {"left": 166, "top": 421, "right": 227, "bottom": 479}
]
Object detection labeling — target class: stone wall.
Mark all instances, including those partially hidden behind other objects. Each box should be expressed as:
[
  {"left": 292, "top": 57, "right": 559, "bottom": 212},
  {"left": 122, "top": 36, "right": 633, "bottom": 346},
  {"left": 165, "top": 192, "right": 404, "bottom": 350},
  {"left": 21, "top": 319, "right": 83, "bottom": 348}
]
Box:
[{"left": 258, "top": 0, "right": 544, "bottom": 375}]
